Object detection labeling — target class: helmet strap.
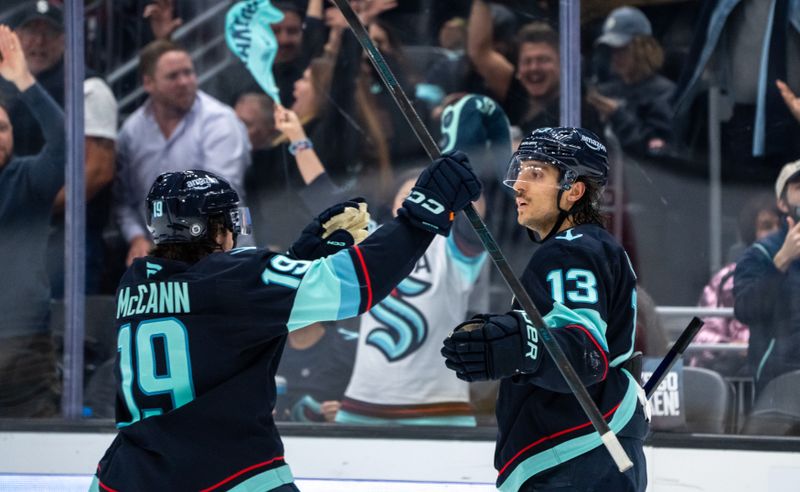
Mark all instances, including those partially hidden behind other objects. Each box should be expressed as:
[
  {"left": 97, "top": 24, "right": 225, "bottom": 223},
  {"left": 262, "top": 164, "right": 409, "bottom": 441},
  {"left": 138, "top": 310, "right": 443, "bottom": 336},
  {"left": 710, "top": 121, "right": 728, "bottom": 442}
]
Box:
[{"left": 526, "top": 188, "right": 574, "bottom": 244}]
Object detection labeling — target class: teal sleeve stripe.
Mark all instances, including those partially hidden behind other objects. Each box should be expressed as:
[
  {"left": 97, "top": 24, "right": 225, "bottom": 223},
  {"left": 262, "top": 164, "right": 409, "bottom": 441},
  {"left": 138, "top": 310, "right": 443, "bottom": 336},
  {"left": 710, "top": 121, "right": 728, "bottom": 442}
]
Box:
[
  {"left": 543, "top": 303, "right": 609, "bottom": 352},
  {"left": 228, "top": 464, "right": 294, "bottom": 492},
  {"left": 498, "top": 371, "right": 639, "bottom": 492},
  {"left": 287, "top": 252, "right": 359, "bottom": 331},
  {"left": 332, "top": 251, "right": 361, "bottom": 319},
  {"left": 88, "top": 477, "right": 100, "bottom": 492},
  {"left": 611, "top": 288, "right": 637, "bottom": 368},
  {"left": 445, "top": 233, "right": 488, "bottom": 284}
]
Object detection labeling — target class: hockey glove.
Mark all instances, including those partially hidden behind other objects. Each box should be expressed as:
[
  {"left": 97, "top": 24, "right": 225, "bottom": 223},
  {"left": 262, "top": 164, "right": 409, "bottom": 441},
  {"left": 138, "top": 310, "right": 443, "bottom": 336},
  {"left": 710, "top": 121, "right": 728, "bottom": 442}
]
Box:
[
  {"left": 441, "top": 311, "right": 542, "bottom": 382},
  {"left": 289, "top": 198, "right": 370, "bottom": 261},
  {"left": 398, "top": 150, "right": 482, "bottom": 235}
]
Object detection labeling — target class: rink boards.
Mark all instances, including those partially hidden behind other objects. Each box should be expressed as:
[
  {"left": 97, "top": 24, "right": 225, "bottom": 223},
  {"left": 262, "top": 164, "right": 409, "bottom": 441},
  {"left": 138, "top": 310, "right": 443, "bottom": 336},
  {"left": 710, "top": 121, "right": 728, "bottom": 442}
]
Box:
[{"left": 1, "top": 426, "right": 799, "bottom": 491}]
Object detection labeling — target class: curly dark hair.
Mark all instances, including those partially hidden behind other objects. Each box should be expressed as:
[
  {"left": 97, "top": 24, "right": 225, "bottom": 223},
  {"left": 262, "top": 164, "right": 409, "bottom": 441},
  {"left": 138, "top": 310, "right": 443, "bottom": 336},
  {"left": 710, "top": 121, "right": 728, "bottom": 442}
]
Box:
[{"left": 569, "top": 178, "right": 607, "bottom": 227}]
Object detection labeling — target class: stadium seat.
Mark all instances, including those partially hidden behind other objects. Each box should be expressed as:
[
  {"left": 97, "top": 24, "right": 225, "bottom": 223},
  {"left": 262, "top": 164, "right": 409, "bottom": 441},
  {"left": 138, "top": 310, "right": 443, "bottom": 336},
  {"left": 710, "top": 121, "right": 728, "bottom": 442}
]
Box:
[
  {"left": 683, "top": 366, "right": 734, "bottom": 433},
  {"left": 742, "top": 370, "right": 800, "bottom": 436}
]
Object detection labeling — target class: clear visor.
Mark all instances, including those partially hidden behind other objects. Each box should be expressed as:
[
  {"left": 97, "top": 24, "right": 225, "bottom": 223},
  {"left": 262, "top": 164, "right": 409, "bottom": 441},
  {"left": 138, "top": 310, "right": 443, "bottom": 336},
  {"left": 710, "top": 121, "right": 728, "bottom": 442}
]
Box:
[
  {"left": 503, "top": 154, "right": 563, "bottom": 189},
  {"left": 230, "top": 207, "right": 252, "bottom": 236}
]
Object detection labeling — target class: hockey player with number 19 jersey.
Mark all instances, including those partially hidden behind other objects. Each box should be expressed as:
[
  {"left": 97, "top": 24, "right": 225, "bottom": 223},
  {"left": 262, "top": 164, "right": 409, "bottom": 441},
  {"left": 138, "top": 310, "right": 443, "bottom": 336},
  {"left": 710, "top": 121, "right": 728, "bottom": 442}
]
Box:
[{"left": 91, "top": 151, "right": 481, "bottom": 491}]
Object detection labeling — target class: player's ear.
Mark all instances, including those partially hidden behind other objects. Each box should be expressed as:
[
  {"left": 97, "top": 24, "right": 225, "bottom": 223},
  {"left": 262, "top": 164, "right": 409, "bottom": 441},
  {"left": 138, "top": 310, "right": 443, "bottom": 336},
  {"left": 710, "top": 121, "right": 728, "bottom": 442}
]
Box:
[{"left": 565, "top": 180, "right": 586, "bottom": 204}]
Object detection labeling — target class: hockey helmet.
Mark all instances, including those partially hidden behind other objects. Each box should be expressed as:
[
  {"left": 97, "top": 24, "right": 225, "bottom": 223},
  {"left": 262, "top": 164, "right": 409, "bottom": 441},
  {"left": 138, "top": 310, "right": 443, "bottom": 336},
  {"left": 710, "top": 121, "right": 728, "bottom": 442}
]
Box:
[
  {"left": 504, "top": 127, "right": 609, "bottom": 190},
  {"left": 146, "top": 170, "right": 251, "bottom": 245}
]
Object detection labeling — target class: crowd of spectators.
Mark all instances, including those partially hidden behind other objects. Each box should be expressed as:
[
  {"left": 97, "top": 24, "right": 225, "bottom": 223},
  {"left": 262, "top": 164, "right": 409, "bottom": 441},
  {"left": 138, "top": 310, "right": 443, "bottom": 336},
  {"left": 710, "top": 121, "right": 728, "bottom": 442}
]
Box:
[{"left": 2, "top": 0, "right": 800, "bottom": 435}]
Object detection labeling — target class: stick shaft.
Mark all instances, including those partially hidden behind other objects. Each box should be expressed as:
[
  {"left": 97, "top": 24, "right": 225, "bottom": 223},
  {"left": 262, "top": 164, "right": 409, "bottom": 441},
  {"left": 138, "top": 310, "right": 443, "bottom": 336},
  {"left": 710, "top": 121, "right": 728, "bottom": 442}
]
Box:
[
  {"left": 332, "top": 0, "right": 632, "bottom": 472},
  {"left": 645, "top": 317, "right": 705, "bottom": 399}
]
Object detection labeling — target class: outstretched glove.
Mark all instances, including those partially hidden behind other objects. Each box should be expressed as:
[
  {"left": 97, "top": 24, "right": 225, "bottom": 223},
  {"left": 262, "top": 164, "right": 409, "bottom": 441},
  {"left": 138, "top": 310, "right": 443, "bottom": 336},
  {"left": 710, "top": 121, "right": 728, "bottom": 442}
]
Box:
[
  {"left": 289, "top": 198, "right": 370, "bottom": 261},
  {"left": 398, "top": 150, "right": 482, "bottom": 235},
  {"left": 441, "top": 310, "right": 542, "bottom": 382}
]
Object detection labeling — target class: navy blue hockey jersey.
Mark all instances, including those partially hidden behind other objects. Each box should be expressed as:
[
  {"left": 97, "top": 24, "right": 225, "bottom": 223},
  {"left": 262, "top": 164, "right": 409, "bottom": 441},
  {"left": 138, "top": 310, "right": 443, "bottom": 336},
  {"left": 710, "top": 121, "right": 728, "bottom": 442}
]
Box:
[
  {"left": 93, "top": 219, "right": 433, "bottom": 491},
  {"left": 495, "top": 224, "right": 648, "bottom": 491}
]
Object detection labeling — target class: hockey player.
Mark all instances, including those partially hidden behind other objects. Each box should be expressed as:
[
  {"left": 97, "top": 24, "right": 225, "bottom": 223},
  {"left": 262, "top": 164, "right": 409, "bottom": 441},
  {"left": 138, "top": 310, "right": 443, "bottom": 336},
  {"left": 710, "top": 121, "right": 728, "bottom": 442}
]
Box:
[
  {"left": 90, "top": 155, "right": 481, "bottom": 491},
  {"left": 442, "top": 127, "right": 648, "bottom": 491}
]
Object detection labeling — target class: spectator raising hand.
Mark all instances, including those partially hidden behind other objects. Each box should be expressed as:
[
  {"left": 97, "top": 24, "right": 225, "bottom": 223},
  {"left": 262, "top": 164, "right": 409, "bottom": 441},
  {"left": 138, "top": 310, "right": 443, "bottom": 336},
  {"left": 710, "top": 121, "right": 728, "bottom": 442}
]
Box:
[
  {"left": 144, "top": 0, "right": 182, "bottom": 41},
  {"left": 0, "top": 25, "right": 35, "bottom": 92},
  {"left": 0, "top": 23, "right": 65, "bottom": 419},
  {"left": 777, "top": 79, "right": 800, "bottom": 124}
]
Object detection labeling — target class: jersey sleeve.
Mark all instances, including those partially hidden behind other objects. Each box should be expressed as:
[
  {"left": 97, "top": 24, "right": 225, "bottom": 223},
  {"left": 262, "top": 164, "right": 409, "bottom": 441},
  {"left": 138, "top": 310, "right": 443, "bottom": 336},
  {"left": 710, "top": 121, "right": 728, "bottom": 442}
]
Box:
[
  {"left": 513, "top": 241, "right": 615, "bottom": 392},
  {"left": 253, "top": 217, "right": 434, "bottom": 332}
]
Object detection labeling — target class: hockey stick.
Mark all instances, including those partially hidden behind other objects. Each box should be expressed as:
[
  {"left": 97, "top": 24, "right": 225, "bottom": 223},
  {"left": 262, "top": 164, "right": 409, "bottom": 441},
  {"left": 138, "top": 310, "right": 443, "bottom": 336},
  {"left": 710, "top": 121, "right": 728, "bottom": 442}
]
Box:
[
  {"left": 644, "top": 317, "right": 704, "bottom": 399},
  {"left": 332, "top": 0, "right": 633, "bottom": 472}
]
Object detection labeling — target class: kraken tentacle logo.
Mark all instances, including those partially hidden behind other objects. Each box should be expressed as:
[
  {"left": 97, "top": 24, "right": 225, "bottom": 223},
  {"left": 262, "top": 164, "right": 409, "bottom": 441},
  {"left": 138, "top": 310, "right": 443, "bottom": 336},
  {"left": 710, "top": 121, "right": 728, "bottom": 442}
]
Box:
[{"left": 366, "top": 276, "right": 431, "bottom": 361}]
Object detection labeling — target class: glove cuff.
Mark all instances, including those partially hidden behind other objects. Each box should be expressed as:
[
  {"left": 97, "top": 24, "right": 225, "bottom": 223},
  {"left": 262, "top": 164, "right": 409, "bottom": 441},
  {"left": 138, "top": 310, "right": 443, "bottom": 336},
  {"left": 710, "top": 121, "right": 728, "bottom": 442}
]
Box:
[
  {"left": 507, "top": 310, "right": 542, "bottom": 374},
  {"left": 397, "top": 186, "right": 454, "bottom": 236}
]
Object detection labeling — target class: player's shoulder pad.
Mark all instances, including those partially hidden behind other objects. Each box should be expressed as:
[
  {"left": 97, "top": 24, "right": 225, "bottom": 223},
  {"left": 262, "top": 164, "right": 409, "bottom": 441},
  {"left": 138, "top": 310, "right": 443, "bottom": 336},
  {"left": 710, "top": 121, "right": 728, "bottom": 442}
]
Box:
[
  {"left": 534, "top": 226, "right": 611, "bottom": 272},
  {"left": 555, "top": 225, "right": 620, "bottom": 254},
  {"left": 194, "top": 247, "right": 272, "bottom": 273}
]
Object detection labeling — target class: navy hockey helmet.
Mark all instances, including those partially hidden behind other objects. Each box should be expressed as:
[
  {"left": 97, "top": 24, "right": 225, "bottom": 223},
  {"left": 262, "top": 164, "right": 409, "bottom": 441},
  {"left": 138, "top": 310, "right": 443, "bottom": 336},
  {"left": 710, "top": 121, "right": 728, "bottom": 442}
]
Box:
[
  {"left": 504, "top": 127, "right": 609, "bottom": 190},
  {"left": 146, "top": 170, "right": 251, "bottom": 245}
]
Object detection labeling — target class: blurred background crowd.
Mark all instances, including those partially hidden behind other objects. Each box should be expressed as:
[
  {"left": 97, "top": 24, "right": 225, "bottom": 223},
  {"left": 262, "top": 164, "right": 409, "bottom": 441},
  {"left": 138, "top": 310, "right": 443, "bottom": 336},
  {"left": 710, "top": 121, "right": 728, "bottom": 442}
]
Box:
[{"left": 1, "top": 0, "right": 800, "bottom": 438}]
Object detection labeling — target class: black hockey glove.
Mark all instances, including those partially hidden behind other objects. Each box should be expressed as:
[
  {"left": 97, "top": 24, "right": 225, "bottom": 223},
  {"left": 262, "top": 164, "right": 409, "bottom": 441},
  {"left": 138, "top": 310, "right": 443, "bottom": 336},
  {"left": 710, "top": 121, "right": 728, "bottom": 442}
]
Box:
[
  {"left": 289, "top": 198, "right": 370, "bottom": 261},
  {"left": 398, "top": 151, "right": 482, "bottom": 235},
  {"left": 441, "top": 311, "right": 542, "bottom": 382}
]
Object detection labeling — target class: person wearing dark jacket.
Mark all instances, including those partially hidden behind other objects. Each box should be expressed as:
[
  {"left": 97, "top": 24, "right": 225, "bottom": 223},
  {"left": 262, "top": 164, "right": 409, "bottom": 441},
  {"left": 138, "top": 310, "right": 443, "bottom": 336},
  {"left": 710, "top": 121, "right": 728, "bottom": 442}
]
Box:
[
  {"left": 587, "top": 6, "right": 675, "bottom": 158},
  {"left": 734, "top": 159, "right": 800, "bottom": 393},
  {"left": 0, "top": 25, "right": 65, "bottom": 417}
]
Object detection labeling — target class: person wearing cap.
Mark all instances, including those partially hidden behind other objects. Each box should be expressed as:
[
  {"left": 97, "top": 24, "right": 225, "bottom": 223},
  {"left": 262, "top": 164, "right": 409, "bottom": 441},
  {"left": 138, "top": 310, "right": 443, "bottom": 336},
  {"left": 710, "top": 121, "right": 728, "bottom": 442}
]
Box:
[
  {"left": 586, "top": 6, "right": 675, "bottom": 157},
  {"left": 0, "top": 24, "right": 65, "bottom": 417},
  {"left": 734, "top": 159, "right": 800, "bottom": 394},
  {"left": 692, "top": 192, "right": 779, "bottom": 373},
  {"left": 0, "top": 0, "right": 119, "bottom": 299}
]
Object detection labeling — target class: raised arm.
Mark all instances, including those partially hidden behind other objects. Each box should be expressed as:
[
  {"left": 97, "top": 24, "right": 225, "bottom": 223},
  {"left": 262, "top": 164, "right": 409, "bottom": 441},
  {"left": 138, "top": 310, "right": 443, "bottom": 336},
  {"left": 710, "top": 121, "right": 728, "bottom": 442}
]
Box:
[
  {"left": 467, "top": 0, "right": 515, "bottom": 102},
  {"left": 0, "top": 25, "right": 64, "bottom": 199},
  {"left": 284, "top": 152, "right": 482, "bottom": 330}
]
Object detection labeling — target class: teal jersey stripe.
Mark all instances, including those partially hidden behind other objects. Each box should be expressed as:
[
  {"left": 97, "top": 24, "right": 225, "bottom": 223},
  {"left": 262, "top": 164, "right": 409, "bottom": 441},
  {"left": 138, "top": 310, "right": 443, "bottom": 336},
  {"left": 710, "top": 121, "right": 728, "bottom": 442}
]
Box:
[
  {"left": 445, "top": 233, "right": 487, "bottom": 284},
  {"left": 287, "top": 252, "right": 359, "bottom": 331},
  {"left": 227, "top": 464, "right": 294, "bottom": 492},
  {"left": 498, "top": 371, "right": 640, "bottom": 492},
  {"left": 611, "top": 288, "right": 637, "bottom": 368},
  {"left": 336, "top": 409, "right": 477, "bottom": 427},
  {"left": 331, "top": 251, "right": 361, "bottom": 319},
  {"left": 543, "top": 302, "right": 609, "bottom": 352},
  {"left": 92, "top": 463, "right": 293, "bottom": 491}
]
